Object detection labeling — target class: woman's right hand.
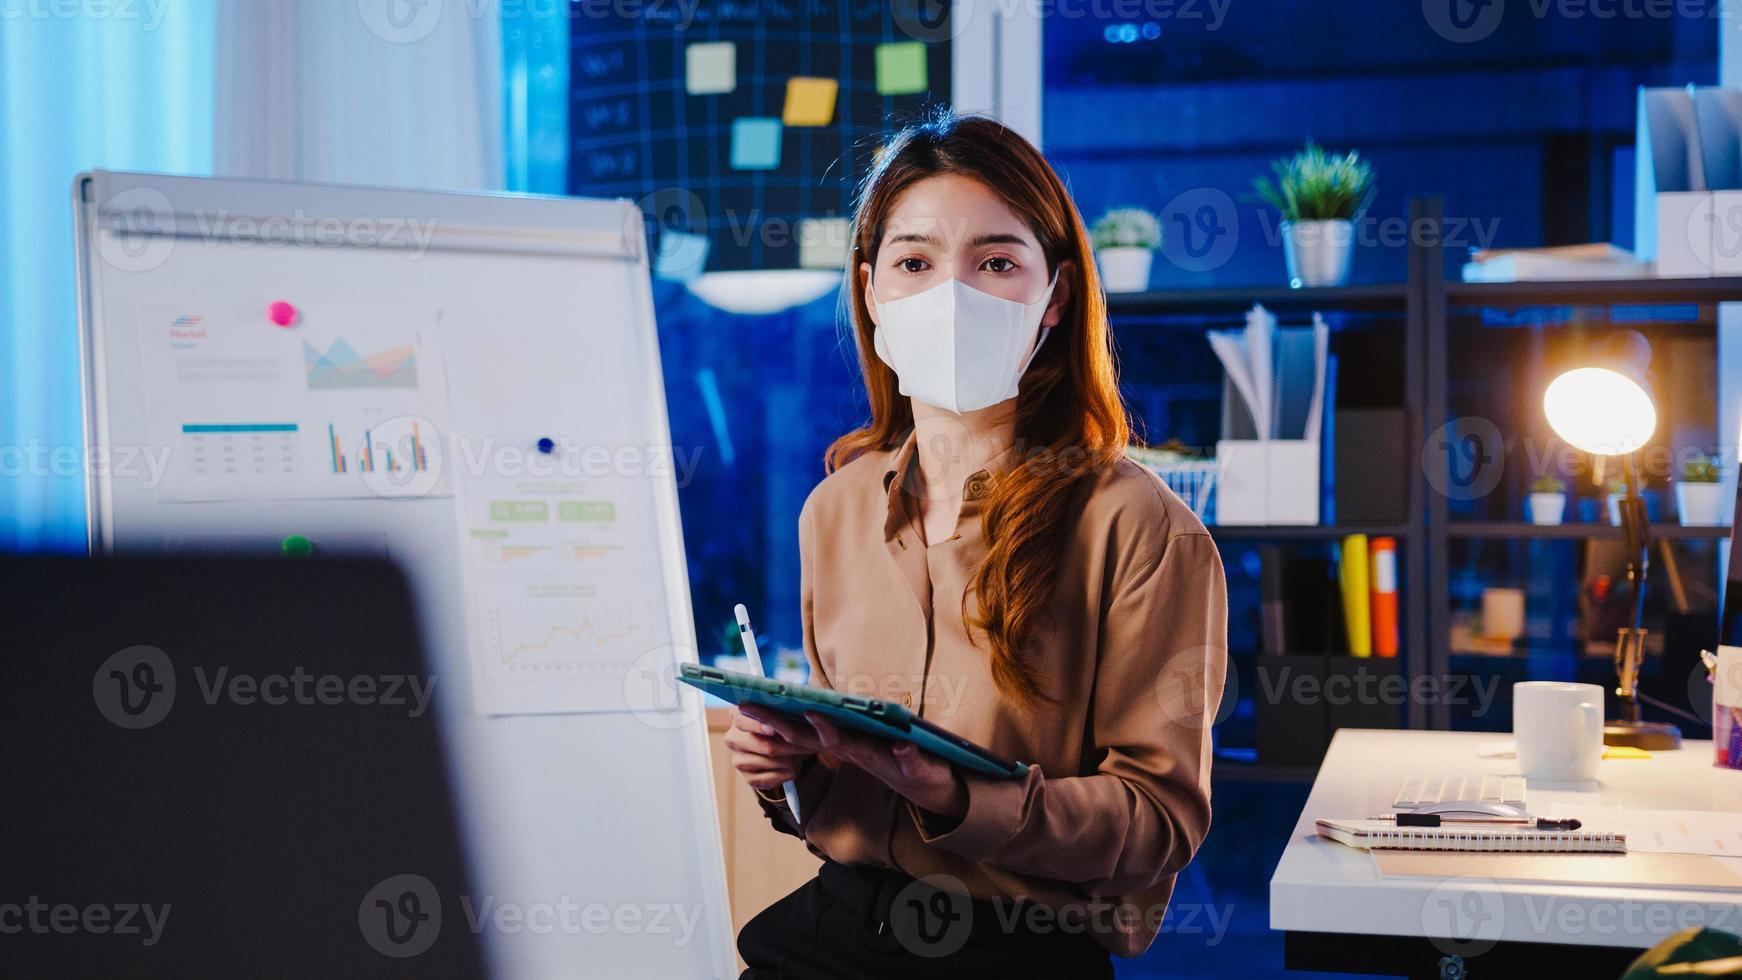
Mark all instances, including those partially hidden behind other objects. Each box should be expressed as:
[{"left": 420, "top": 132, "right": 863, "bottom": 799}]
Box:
[{"left": 724, "top": 705, "right": 817, "bottom": 792}]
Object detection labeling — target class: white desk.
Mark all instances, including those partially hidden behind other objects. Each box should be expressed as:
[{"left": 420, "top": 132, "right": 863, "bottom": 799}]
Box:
[{"left": 1270, "top": 730, "right": 1742, "bottom": 977}]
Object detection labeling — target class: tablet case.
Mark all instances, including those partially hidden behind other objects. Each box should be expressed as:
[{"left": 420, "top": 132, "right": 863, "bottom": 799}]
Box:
[{"left": 678, "top": 664, "right": 1028, "bottom": 779}]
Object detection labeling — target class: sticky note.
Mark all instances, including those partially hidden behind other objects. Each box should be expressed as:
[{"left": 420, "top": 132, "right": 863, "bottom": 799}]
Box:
[
  {"left": 654, "top": 231, "right": 710, "bottom": 283},
  {"left": 875, "top": 42, "right": 928, "bottom": 95},
  {"left": 798, "top": 217, "right": 852, "bottom": 269},
  {"left": 730, "top": 117, "right": 783, "bottom": 170},
  {"left": 685, "top": 41, "right": 736, "bottom": 95},
  {"left": 782, "top": 77, "right": 839, "bottom": 127}
]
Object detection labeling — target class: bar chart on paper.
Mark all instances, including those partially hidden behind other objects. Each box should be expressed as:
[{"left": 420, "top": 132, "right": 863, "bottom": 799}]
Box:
[{"left": 136, "top": 302, "right": 451, "bottom": 501}]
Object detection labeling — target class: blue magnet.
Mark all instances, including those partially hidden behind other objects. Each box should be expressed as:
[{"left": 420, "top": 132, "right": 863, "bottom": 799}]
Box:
[{"left": 536, "top": 437, "right": 555, "bottom": 455}]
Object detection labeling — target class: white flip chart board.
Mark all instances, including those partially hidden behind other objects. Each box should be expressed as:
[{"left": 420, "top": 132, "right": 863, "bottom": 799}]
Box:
[{"left": 74, "top": 169, "right": 734, "bottom": 978}]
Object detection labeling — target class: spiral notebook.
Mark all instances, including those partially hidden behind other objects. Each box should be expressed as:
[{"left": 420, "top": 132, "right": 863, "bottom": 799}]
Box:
[{"left": 1316, "top": 818, "right": 1627, "bottom": 854}]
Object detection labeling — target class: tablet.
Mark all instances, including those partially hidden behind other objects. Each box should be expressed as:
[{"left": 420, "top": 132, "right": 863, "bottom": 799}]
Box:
[{"left": 679, "top": 663, "right": 1029, "bottom": 779}]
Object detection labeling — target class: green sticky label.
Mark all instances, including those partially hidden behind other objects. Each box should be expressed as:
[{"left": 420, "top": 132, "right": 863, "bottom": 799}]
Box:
[
  {"left": 558, "top": 501, "right": 616, "bottom": 522},
  {"left": 490, "top": 501, "right": 549, "bottom": 521}
]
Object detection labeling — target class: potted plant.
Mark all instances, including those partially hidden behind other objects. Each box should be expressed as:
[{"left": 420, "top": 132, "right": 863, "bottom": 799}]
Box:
[
  {"left": 1676, "top": 453, "right": 1725, "bottom": 527},
  {"left": 1091, "top": 207, "right": 1161, "bottom": 293},
  {"left": 1528, "top": 474, "right": 1567, "bottom": 526},
  {"left": 1252, "top": 142, "right": 1376, "bottom": 289}
]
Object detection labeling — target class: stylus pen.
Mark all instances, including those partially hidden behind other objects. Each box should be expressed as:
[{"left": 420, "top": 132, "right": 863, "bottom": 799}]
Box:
[
  {"left": 1372, "top": 814, "right": 1582, "bottom": 831},
  {"left": 735, "top": 604, "right": 801, "bottom": 822}
]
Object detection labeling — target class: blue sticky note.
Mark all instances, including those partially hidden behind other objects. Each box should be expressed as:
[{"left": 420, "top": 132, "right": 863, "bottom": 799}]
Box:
[
  {"left": 654, "top": 231, "right": 710, "bottom": 283},
  {"left": 730, "top": 117, "right": 783, "bottom": 171}
]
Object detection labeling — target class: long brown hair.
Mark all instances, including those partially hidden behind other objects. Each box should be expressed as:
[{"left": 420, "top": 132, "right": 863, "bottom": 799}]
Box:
[{"left": 826, "top": 111, "right": 1131, "bottom": 706}]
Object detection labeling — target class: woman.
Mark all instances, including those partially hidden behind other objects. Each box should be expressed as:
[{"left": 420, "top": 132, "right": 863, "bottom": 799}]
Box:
[{"left": 724, "top": 111, "right": 1228, "bottom": 978}]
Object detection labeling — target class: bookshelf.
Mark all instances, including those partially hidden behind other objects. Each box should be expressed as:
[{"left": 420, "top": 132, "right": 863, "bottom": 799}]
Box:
[{"left": 1106, "top": 196, "right": 1739, "bottom": 765}]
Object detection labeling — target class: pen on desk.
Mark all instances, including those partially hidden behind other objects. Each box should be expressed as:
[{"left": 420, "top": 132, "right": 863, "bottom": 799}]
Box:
[
  {"left": 1373, "top": 814, "right": 1582, "bottom": 831},
  {"left": 735, "top": 604, "right": 801, "bottom": 823}
]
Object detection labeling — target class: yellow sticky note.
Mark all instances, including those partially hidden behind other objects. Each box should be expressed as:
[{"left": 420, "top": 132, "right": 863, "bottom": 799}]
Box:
[
  {"left": 1603, "top": 746, "right": 1652, "bottom": 760},
  {"left": 782, "top": 77, "right": 839, "bottom": 127},
  {"left": 875, "top": 42, "right": 928, "bottom": 95},
  {"left": 799, "top": 217, "right": 852, "bottom": 269},
  {"left": 686, "top": 41, "right": 736, "bottom": 95}
]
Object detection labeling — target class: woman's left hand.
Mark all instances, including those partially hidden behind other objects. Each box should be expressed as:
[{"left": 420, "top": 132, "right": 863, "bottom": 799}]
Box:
[
  {"left": 744, "top": 705, "right": 968, "bottom": 820},
  {"left": 803, "top": 711, "right": 968, "bottom": 820}
]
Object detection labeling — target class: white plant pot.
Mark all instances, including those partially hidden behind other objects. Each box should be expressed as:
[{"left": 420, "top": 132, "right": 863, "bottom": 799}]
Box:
[
  {"left": 1096, "top": 246, "right": 1153, "bottom": 293},
  {"left": 1676, "top": 482, "right": 1725, "bottom": 526},
  {"left": 1281, "top": 219, "right": 1355, "bottom": 288},
  {"left": 1528, "top": 492, "right": 1566, "bottom": 526}
]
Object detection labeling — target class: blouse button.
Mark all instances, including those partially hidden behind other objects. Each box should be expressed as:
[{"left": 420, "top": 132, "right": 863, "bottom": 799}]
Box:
[
  {"left": 901, "top": 691, "right": 914, "bottom": 708},
  {"left": 964, "top": 471, "right": 990, "bottom": 500}
]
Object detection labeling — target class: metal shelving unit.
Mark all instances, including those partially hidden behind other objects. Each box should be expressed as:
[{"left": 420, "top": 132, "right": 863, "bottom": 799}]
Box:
[{"left": 1107, "top": 195, "right": 1741, "bottom": 743}]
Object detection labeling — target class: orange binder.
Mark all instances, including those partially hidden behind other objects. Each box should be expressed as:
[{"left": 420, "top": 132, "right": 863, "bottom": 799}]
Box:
[{"left": 1370, "top": 537, "right": 1399, "bottom": 658}]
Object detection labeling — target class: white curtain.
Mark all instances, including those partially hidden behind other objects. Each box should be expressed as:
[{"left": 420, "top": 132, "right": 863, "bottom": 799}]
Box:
[
  {"left": 215, "top": 0, "right": 502, "bottom": 191},
  {"left": 0, "top": 4, "right": 217, "bottom": 551}
]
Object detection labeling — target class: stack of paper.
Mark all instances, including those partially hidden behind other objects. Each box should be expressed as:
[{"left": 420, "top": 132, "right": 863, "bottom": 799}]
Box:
[
  {"left": 1462, "top": 243, "right": 1651, "bottom": 283},
  {"left": 1209, "top": 305, "right": 1329, "bottom": 442}
]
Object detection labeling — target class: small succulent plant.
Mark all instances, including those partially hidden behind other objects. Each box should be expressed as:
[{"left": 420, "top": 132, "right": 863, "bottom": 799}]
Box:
[{"left": 1091, "top": 207, "right": 1162, "bottom": 251}]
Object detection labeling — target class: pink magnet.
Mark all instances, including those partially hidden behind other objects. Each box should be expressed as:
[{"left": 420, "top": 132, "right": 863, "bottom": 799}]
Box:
[{"left": 267, "top": 301, "right": 299, "bottom": 327}]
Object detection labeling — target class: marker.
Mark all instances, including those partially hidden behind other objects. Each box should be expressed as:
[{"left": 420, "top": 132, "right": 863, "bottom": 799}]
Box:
[
  {"left": 536, "top": 437, "right": 555, "bottom": 455},
  {"left": 280, "top": 534, "right": 314, "bottom": 557},
  {"left": 735, "top": 603, "right": 800, "bottom": 822},
  {"left": 267, "top": 301, "right": 298, "bottom": 327}
]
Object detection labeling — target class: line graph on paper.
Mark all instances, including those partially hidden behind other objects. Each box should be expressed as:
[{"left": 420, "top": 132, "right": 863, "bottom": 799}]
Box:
[{"left": 477, "top": 579, "right": 655, "bottom": 677}]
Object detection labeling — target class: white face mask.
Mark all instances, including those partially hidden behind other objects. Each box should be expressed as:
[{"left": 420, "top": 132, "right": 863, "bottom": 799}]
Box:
[{"left": 869, "top": 272, "right": 1058, "bottom": 414}]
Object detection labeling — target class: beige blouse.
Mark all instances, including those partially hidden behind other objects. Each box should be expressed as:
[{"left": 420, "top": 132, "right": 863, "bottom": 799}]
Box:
[{"left": 759, "top": 428, "right": 1228, "bottom": 958}]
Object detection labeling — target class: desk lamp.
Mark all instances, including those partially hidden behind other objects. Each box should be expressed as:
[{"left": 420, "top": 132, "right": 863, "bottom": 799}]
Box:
[{"left": 1542, "top": 330, "right": 1682, "bottom": 749}]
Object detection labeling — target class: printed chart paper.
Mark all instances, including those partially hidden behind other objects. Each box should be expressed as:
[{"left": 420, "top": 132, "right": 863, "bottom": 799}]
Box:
[
  {"left": 452, "top": 463, "right": 676, "bottom": 715},
  {"left": 136, "top": 302, "right": 451, "bottom": 502}
]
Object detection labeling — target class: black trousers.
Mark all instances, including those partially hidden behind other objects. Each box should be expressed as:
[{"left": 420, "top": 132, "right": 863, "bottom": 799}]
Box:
[{"left": 738, "top": 861, "right": 1115, "bottom": 980}]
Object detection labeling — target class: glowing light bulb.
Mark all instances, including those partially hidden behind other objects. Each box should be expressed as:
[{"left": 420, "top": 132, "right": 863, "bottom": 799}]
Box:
[{"left": 1543, "top": 367, "right": 1657, "bottom": 456}]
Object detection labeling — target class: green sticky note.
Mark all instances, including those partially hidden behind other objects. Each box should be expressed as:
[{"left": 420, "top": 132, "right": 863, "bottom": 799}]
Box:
[
  {"left": 686, "top": 41, "right": 736, "bottom": 95},
  {"left": 730, "top": 117, "right": 783, "bottom": 170},
  {"left": 875, "top": 42, "right": 928, "bottom": 95}
]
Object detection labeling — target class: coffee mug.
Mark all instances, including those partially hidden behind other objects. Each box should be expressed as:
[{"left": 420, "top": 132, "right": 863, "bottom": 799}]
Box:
[{"left": 1513, "top": 681, "right": 1604, "bottom": 782}]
